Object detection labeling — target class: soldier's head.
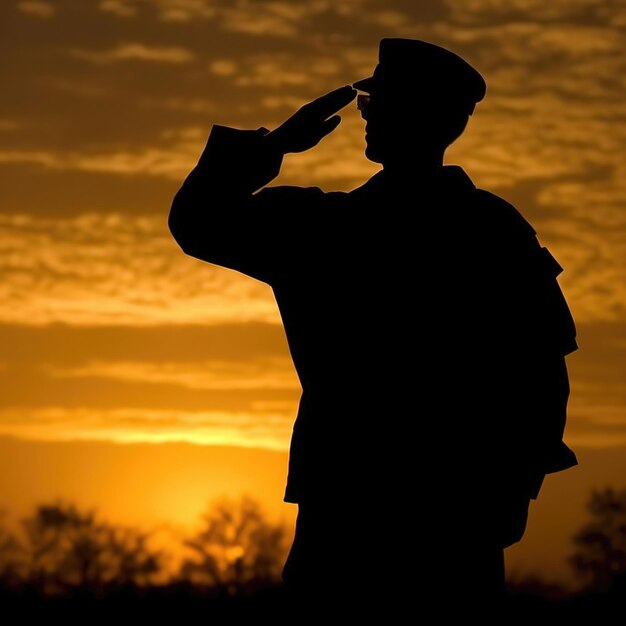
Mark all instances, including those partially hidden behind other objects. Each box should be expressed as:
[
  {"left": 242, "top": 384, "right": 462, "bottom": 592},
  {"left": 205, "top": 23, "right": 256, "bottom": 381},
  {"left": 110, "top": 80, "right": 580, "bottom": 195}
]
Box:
[{"left": 353, "top": 39, "right": 486, "bottom": 167}]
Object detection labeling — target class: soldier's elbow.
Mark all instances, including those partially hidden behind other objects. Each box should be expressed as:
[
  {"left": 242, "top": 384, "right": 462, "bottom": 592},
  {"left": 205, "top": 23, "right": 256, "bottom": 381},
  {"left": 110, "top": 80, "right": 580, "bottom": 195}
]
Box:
[
  {"left": 168, "top": 208, "right": 210, "bottom": 262},
  {"left": 167, "top": 211, "right": 185, "bottom": 252},
  {"left": 169, "top": 221, "right": 196, "bottom": 257},
  {"left": 167, "top": 191, "right": 194, "bottom": 253}
]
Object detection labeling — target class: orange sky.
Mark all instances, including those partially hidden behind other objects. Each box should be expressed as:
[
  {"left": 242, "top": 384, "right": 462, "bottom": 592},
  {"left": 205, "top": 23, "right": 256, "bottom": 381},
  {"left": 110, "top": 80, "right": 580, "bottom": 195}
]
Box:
[{"left": 1, "top": 0, "right": 625, "bottom": 582}]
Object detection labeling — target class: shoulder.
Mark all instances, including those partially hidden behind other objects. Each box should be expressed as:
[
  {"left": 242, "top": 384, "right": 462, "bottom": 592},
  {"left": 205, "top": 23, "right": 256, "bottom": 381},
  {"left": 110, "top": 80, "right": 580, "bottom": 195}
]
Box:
[{"left": 470, "top": 188, "right": 537, "bottom": 240}]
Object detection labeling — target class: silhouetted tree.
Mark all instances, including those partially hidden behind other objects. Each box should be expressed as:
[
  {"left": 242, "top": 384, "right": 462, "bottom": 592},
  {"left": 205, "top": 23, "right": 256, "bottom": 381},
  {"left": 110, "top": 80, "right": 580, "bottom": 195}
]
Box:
[
  {"left": 569, "top": 487, "right": 626, "bottom": 592},
  {"left": 0, "top": 509, "right": 28, "bottom": 589},
  {"left": 20, "top": 500, "right": 164, "bottom": 596},
  {"left": 178, "top": 495, "right": 287, "bottom": 593}
]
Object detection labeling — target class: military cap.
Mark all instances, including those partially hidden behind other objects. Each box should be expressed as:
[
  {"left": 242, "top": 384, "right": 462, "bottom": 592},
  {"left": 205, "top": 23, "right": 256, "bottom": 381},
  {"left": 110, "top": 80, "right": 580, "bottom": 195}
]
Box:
[{"left": 353, "top": 38, "right": 487, "bottom": 115}]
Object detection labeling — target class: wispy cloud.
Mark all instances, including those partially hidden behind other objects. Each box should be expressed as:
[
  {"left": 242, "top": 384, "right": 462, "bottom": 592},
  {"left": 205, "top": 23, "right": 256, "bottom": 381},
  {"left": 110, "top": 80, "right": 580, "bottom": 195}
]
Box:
[
  {"left": 218, "top": 2, "right": 326, "bottom": 37},
  {"left": 0, "top": 213, "right": 280, "bottom": 326},
  {"left": 233, "top": 54, "right": 344, "bottom": 88},
  {"left": 142, "top": 0, "right": 216, "bottom": 22},
  {"left": 0, "top": 322, "right": 291, "bottom": 369},
  {"left": 0, "top": 145, "right": 197, "bottom": 179},
  {"left": 99, "top": 0, "right": 137, "bottom": 17},
  {"left": 17, "top": 1, "right": 55, "bottom": 18},
  {"left": 209, "top": 59, "right": 238, "bottom": 76},
  {"left": 98, "top": 0, "right": 220, "bottom": 24},
  {"left": 442, "top": 0, "right": 624, "bottom": 25},
  {"left": 0, "top": 120, "right": 21, "bottom": 131},
  {"left": 566, "top": 401, "right": 626, "bottom": 448},
  {"left": 0, "top": 406, "right": 292, "bottom": 450},
  {"left": 93, "top": 0, "right": 398, "bottom": 39},
  {"left": 43, "top": 358, "right": 300, "bottom": 391},
  {"left": 70, "top": 44, "right": 195, "bottom": 64}
]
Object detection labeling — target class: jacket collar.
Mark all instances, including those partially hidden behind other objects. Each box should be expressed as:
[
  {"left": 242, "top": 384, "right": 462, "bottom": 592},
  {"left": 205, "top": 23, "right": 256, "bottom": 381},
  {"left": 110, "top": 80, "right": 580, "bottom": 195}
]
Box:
[{"left": 349, "top": 164, "right": 476, "bottom": 197}]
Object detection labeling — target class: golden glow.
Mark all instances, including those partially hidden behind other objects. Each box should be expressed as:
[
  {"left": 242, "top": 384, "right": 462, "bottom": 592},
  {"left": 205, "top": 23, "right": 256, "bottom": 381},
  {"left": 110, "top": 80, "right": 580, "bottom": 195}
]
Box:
[
  {"left": 1, "top": 0, "right": 624, "bottom": 581},
  {"left": 43, "top": 357, "right": 300, "bottom": 391},
  {"left": 0, "top": 406, "right": 295, "bottom": 450}
]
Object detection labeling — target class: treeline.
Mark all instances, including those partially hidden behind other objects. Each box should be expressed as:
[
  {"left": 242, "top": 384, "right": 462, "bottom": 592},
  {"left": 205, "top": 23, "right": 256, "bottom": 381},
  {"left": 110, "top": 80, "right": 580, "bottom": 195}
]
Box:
[
  {"left": 1, "top": 488, "right": 625, "bottom": 619},
  {"left": 0, "top": 495, "right": 288, "bottom": 600}
]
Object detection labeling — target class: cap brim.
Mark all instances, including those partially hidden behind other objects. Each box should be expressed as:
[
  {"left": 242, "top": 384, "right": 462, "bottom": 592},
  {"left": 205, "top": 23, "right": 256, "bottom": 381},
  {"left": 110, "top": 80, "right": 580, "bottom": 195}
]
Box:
[{"left": 352, "top": 76, "right": 375, "bottom": 92}]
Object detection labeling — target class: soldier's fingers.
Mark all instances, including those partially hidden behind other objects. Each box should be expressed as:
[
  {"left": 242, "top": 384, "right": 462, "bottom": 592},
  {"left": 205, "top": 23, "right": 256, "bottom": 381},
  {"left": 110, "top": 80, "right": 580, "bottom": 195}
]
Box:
[
  {"left": 305, "top": 86, "right": 356, "bottom": 119},
  {"left": 319, "top": 115, "right": 342, "bottom": 138}
]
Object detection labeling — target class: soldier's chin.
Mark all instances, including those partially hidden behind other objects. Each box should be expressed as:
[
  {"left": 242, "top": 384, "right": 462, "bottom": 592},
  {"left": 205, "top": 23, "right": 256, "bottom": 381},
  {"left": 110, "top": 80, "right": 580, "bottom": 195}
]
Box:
[{"left": 364, "top": 142, "right": 384, "bottom": 164}]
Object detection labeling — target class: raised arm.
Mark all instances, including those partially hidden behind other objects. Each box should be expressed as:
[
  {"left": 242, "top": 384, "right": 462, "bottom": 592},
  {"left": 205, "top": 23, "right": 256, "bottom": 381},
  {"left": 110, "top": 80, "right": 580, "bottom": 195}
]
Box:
[
  {"left": 168, "top": 124, "right": 285, "bottom": 281},
  {"left": 167, "top": 85, "right": 356, "bottom": 283}
]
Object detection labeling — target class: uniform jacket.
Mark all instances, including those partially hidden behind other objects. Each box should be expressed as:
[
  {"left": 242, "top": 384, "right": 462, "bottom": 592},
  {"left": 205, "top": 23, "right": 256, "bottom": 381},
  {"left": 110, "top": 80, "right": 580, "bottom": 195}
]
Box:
[{"left": 168, "top": 124, "right": 578, "bottom": 508}]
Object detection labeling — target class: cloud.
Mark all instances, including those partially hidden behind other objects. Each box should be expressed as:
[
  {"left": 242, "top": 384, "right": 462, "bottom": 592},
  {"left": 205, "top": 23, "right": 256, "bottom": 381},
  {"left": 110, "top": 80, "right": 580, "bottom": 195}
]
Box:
[
  {"left": 0, "top": 120, "right": 20, "bottom": 131},
  {"left": 99, "top": 0, "right": 137, "bottom": 17},
  {"left": 38, "top": 77, "right": 112, "bottom": 99},
  {"left": 143, "top": 0, "right": 217, "bottom": 22},
  {"left": 0, "top": 144, "right": 199, "bottom": 180},
  {"left": 17, "top": 1, "right": 55, "bottom": 18},
  {"left": 441, "top": 0, "right": 620, "bottom": 25},
  {"left": 233, "top": 54, "right": 345, "bottom": 89},
  {"left": 0, "top": 213, "right": 281, "bottom": 326},
  {"left": 220, "top": 6, "right": 302, "bottom": 37},
  {"left": 92, "top": 0, "right": 400, "bottom": 37},
  {"left": 0, "top": 322, "right": 290, "bottom": 365},
  {"left": 0, "top": 150, "right": 61, "bottom": 168},
  {"left": 0, "top": 406, "right": 292, "bottom": 450},
  {"left": 0, "top": 320, "right": 299, "bottom": 423},
  {"left": 260, "top": 96, "right": 305, "bottom": 111},
  {"left": 233, "top": 58, "right": 313, "bottom": 88},
  {"left": 209, "top": 59, "right": 238, "bottom": 76},
  {"left": 140, "top": 97, "right": 218, "bottom": 116},
  {"left": 566, "top": 402, "right": 626, "bottom": 448},
  {"left": 44, "top": 358, "right": 300, "bottom": 391},
  {"left": 70, "top": 44, "right": 195, "bottom": 64}
]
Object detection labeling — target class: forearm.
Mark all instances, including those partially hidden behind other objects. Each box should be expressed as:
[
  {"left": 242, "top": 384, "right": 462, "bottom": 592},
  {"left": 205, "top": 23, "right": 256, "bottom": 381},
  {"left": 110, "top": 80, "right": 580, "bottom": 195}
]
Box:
[{"left": 168, "top": 124, "right": 285, "bottom": 253}]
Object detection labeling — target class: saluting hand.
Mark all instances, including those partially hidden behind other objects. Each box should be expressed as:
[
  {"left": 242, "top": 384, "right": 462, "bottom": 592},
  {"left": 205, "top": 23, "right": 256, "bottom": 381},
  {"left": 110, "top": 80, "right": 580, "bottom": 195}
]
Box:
[{"left": 264, "top": 85, "right": 357, "bottom": 154}]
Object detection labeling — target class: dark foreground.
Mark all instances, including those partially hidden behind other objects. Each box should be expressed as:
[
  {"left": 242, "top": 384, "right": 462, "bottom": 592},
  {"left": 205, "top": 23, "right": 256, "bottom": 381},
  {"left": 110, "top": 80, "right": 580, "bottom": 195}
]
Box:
[{"left": 2, "top": 582, "right": 624, "bottom": 625}]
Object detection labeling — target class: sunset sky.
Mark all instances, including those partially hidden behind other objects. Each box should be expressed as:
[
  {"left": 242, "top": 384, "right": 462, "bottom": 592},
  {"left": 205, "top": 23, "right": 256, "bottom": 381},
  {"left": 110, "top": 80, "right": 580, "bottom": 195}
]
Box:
[{"left": 1, "top": 0, "right": 625, "bottom": 581}]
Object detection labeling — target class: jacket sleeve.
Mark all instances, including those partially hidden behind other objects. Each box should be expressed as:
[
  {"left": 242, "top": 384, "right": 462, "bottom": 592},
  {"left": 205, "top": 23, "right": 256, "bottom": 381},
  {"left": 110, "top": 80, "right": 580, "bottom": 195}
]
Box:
[
  {"left": 500, "top": 226, "right": 579, "bottom": 498},
  {"left": 472, "top": 190, "right": 578, "bottom": 499},
  {"left": 168, "top": 123, "right": 321, "bottom": 284}
]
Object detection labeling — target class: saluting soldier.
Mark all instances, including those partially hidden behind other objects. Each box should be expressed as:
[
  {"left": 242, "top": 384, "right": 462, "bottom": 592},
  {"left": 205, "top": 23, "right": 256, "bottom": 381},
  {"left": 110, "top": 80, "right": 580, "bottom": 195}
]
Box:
[{"left": 168, "top": 38, "right": 578, "bottom": 617}]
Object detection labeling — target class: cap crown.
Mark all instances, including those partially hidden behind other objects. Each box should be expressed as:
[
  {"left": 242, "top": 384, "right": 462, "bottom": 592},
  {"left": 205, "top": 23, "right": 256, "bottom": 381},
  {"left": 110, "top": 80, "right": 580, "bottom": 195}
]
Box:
[{"left": 354, "top": 38, "right": 486, "bottom": 115}]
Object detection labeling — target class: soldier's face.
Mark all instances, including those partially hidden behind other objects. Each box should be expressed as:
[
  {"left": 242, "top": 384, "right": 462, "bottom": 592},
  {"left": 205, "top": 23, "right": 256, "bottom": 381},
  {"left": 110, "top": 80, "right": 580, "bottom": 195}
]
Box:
[
  {"left": 359, "top": 91, "right": 450, "bottom": 164},
  {"left": 358, "top": 91, "right": 392, "bottom": 163}
]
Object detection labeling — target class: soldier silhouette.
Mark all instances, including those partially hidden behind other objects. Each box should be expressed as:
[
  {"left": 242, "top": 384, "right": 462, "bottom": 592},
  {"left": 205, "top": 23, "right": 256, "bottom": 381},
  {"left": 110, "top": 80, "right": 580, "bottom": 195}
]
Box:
[{"left": 168, "top": 38, "right": 578, "bottom": 618}]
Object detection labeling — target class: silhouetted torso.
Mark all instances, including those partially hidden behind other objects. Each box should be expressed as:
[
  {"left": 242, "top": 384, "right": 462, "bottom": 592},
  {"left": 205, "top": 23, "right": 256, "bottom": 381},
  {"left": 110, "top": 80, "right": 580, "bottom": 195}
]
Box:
[
  {"left": 256, "top": 165, "right": 570, "bottom": 506},
  {"left": 270, "top": 167, "right": 481, "bottom": 501}
]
